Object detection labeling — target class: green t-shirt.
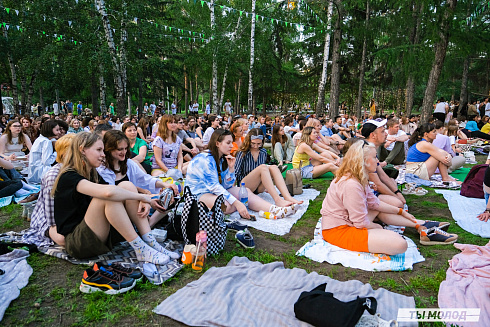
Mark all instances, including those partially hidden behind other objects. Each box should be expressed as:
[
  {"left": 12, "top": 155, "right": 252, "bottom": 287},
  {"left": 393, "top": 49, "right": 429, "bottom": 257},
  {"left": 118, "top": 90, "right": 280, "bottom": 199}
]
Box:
[{"left": 131, "top": 138, "right": 152, "bottom": 166}]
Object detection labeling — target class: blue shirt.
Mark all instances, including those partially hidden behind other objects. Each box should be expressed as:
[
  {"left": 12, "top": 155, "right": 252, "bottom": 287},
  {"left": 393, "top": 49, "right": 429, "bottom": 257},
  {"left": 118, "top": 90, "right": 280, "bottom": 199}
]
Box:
[
  {"left": 407, "top": 141, "right": 431, "bottom": 162},
  {"left": 186, "top": 152, "right": 237, "bottom": 204},
  {"left": 320, "top": 126, "right": 333, "bottom": 137},
  {"left": 465, "top": 121, "right": 479, "bottom": 132}
]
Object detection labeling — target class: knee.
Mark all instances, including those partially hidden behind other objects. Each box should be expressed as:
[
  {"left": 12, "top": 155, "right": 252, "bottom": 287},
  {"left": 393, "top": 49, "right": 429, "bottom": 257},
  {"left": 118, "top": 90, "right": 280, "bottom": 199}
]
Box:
[
  {"left": 260, "top": 164, "right": 268, "bottom": 172},
  {"left": 117, "top": 181, "right": 137, "bottom": 192},
  {"left": 390, "top": 237, "right": 408, "bottom": 255}
]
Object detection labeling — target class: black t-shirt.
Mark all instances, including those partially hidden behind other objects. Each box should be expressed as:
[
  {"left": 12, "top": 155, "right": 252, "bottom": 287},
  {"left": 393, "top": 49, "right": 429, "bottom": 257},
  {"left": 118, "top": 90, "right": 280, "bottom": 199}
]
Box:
[{"left": 54, "top": 170, "right": 107, "bottom": 236}]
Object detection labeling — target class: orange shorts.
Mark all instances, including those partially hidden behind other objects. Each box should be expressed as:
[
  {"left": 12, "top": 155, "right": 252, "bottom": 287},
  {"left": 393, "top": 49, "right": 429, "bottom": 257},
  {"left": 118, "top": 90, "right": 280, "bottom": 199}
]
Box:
[{"left": 322, "top": 225, "right": 369, "bottom": 252}]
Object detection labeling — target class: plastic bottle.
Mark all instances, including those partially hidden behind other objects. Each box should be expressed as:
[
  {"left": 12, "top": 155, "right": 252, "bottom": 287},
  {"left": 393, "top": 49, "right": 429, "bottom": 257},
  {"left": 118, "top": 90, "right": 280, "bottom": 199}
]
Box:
[
  {"left": 259, "top": 211, "right": 278, "bottom": 220},
  {"left": 239, "top": 182, "right": 248, "bottom": 208}
]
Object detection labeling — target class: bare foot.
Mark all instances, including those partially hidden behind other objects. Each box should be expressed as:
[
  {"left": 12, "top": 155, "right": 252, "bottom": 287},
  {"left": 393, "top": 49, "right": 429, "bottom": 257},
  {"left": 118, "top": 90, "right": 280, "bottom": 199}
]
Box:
[
  {"left": 284, "top": 197, "right": 303, "bottom": 205},
  {"left": 274, "top": 198, "right": 294, "bottom": 207}
]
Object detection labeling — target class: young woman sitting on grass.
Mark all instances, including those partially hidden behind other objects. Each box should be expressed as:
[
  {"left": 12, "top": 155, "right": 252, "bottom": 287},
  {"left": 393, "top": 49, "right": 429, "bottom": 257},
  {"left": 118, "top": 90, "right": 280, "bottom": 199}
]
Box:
[
  {"left": 230, "top": 120, "right": 245, "bottom": 156},
  {"left": 185, "top": 129, "right": 297, "bottom": 220},
  {"left": 53, "top": 132, "right": 172, "bottom": 264},
  {"left": 271, "top": 125, "right": 295, "bottom": 165},
  {"left": 235, "top": 128, "right": 302, "bottom": 207},
  {"left": 292, "top": 127, "right": 339, "bottom": 179},
  {"left": 321, "top": 140, "right": 458, "bottom": 255},
  {"left": 122, "top": 122, "right": 153, "bottom": 174},
  {"left": 406, "top": 123, "right": 460, "bottom": 183},
  {"left": 305, "top": 118, "right": 342, "bottom": 160},
  {"left": 151, "top": 115, "right": 183, "bottom": 176}
]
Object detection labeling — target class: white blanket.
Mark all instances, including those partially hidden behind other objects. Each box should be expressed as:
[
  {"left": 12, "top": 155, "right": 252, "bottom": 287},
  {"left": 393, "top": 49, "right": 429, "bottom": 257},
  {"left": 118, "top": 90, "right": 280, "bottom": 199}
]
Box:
[
  {"left": 435, "top": 189, "right": 490, "bottom": 238},
  {"left": 228, "top": 188, "right": 320, "bottom": 235},
  {"left": 296, "top": 219, "right": 425, "bottom": 271}
]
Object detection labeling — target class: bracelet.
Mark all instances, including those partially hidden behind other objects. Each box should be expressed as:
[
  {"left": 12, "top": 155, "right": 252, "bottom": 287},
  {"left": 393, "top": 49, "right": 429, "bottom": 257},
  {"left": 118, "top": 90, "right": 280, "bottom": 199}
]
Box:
[
  {"left": 485, "top": 209, "right": 490, "bottom": 213},
  {"left": 398, "top": 208, "right": 403, "bottom": 215},
  {"left": 394, "top": 190, "right": 401, "bottom": 194}
]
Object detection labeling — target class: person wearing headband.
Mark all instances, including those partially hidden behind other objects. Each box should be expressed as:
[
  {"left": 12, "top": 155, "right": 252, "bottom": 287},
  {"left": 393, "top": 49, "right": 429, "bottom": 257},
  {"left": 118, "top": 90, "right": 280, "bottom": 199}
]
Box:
[{"left": 235, "top": 128, "right": 303, "bottom": 208}]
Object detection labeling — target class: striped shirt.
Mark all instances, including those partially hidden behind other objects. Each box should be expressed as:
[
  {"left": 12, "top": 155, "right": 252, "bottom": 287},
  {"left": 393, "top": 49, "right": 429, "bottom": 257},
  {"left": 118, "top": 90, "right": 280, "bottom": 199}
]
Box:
[{"left": 235, "top": 148, "right": 268, "bottom": 185}]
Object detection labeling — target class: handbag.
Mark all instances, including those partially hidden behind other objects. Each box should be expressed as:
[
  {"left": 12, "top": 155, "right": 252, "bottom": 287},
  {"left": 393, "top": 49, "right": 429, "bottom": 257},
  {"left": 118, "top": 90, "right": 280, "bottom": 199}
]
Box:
[
  {"left": 294, "top": 283, "right": 377, "bottom": 327},
  {"left": 286, "top": 160, "right": 303, "bottom": 195},
  {"left": 167, "top": 186, "right": 227, "bottom": 255}
]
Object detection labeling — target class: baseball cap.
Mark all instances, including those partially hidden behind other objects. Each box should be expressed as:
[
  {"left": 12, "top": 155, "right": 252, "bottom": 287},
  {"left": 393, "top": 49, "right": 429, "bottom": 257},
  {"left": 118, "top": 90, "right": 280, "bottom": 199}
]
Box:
[{"left": 361, "top": 118, "right": 386, "bottom": 138}]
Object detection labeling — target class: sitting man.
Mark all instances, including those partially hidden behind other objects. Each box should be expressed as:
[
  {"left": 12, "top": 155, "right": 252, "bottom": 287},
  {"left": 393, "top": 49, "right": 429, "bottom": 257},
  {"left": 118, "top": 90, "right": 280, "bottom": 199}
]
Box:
[
  {"left": 361, "top": 119, "right": 406, "bottom": 208},
  {"left": 378, "top": 118, "right": 409, "bottom": 166},
  {"left": 333, "top": 115, "right": 351, "bottom": 140}
]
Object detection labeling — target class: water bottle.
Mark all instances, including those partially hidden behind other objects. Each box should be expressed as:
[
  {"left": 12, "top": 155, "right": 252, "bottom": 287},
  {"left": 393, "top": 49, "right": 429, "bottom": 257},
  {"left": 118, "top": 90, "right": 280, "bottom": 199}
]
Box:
[{"left": 239, "top": 182, "right": 248, "bottom": 207}]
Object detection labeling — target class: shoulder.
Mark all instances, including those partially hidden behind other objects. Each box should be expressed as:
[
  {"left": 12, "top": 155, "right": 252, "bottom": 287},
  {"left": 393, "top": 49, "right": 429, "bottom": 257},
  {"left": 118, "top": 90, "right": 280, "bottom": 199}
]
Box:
[{"left": 259, "top": 148, "right": 268, "bottom": 155}]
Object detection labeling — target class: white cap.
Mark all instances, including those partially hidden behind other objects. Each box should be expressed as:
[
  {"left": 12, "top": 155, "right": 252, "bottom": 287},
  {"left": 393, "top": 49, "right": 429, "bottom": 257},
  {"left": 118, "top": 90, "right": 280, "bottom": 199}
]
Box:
[{"left": 365, "top": 119, "right": 387, "bottom": 128}]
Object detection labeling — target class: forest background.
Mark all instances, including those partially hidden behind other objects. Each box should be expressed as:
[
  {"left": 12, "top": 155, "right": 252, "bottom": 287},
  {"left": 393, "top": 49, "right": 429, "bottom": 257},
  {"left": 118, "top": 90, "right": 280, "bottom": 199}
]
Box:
[{"left": 0, "top": 0, "right": 489, "bottom": 122}]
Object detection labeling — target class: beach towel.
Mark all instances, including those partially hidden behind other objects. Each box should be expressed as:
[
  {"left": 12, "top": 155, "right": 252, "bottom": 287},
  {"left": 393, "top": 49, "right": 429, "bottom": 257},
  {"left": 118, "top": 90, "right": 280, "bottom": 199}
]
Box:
[
  {"left": 227, "top": 188, "right": 320, "bottom": 235},
  {"left": 154, "top": 256, "right": 417, "bottom": 327},
  {"left": 435, "top": 189, "right": 490, "bottom": 238},
  {"left": 296, "top": 219, "right": 425, "bottom": 272},
  {"left": 0, "top": 231, "right": 183, "bottom": 284},
  {"left": 438, "top": 241, "right": 490, "bottom": 326},
  {"left": 0, "top": 185, "right": 40, "bottom": 209},
  {"left": 0, "top": 249, "right": 32, "bottom": 322}
]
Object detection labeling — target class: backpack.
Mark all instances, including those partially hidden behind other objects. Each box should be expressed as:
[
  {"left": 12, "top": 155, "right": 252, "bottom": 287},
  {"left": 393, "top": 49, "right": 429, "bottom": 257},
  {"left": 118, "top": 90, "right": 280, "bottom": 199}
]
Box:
[{"left": 460, "top": 164, "right": 488, "bottom": 199}]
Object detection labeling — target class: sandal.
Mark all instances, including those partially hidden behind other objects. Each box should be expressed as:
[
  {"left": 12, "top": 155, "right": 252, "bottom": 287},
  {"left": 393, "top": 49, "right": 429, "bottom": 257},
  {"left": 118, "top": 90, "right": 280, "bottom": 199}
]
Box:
[
  {"left": 414, "top": 187, "right": 428, "bottom": 196},
  {"left": 401, "top": 183, "right": 416, "bottom": 195}
]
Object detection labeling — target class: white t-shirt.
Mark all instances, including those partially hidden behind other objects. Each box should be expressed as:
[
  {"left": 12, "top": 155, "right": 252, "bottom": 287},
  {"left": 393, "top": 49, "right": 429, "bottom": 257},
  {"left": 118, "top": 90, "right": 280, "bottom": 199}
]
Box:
[
  {"left": 385, "top": 130, "right": 407, "bottom": 151},
  {"left": 53, "top": 103, "right": 59, "bottom": 115},
  {"left": 206, "top": 104, "right": 211, "bottom": 115},
  {"left": 434, "top": 102, "right": 447, "bottom": 114},
  {"left": 224, "top": 101, "right": 231, "bottom": 113},
  {"left": 171, "top": 103, "right": 176, "bottom": 114},
  {"left": 449, "top": 135, "right": 456, "bottom": 145},
  {"left": 192, "top": 103, "right": 199, "bottom": 112},
  {"left": 202, "top": 127, "right": 215, "bottom": 145},
  {"left": 485, "top": 102, "right": 490, "bottom": 116}
]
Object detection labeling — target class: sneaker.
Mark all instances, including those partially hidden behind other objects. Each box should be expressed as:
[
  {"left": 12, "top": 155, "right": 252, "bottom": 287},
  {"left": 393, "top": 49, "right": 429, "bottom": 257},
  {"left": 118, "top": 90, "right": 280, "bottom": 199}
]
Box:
[
  {"left": 93, "top": 262, "right": 143, "bottom": 282},
  {"left": 420, "top": 227, "right": 458, "bottom": 246},
  {"left": 278, "top": 164, "right": 288, "bottom": 174},
  {"left": 420, "top": 221, "right": 450, "bottom": 232},
  {"left": 80, "top": 268, "right": 136, "bottom": 295},
  {"left": 235, "top": 230, "right": 255, "bottom": 249},
  {"left": 226, "top": 219, "right": 248, "bottom": 233}
]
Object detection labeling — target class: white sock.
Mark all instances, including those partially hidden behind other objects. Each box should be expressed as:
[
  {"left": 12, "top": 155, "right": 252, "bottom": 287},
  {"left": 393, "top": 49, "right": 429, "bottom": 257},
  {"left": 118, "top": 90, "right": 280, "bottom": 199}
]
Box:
[
  {"left": 269, "top": 205, "right": 294, "bottom": 218},
  {"left": 141, "top": 232, "right": 180, "bottom": 260},
  {"left": 22, "top": 181, "right": 38, "bottom": 191},
  {"left": 129, "top": 236, "right": 169, "bottom": 264},
  {"left": 15, "top": 188, "right": 30, "bottom": 197}
]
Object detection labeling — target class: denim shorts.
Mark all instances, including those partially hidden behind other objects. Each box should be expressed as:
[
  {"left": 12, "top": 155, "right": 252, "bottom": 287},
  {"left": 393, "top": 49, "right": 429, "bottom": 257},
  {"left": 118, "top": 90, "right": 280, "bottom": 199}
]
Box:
[{"left": 301, "top": 164, "right": 314, "bottom": 179}]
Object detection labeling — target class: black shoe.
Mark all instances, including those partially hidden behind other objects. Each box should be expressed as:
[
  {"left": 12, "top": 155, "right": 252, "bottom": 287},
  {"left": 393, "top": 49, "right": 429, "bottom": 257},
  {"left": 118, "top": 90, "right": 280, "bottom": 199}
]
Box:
[
  {"left": 94, "top": 262, "right": 143, "bottom": 282},
  {"left": 420, "top": 221, "right": 450, "bottom": 232},
  {"left": 80, "top": 268, "right": 136, "bottom": 294}
]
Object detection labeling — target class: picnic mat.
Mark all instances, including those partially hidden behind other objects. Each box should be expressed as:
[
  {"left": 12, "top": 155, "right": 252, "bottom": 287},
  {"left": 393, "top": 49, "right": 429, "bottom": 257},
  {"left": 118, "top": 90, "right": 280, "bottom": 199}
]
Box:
[
  {"left": 281, "top": 163, "right": 335, "bottom": 180},
  {"left": 154, "top": 256, "right": 416, "bottom": 327},
  {"left": 0, "top": 231, "right": 184, "bottom": 285},
  {"left": 0, "top": 185, "right": 41, "bottom": 208},
  {"left": 296, "top": 219, "right": 425, "bottom": 271},
  {"left": 435, "top": 189, "right": 490, "bottom": 238},
  {"left": 0, "top": 249, "right": 32, "bottom": 322},
  {"left": 228, "top": 188, "right": 320, "bottom": 235},
  {"left": 449, "top": 167, "right": 471, "bottom": 182},
  {"left": 439, "top": 241, "right": 490, "bottom": 327}
]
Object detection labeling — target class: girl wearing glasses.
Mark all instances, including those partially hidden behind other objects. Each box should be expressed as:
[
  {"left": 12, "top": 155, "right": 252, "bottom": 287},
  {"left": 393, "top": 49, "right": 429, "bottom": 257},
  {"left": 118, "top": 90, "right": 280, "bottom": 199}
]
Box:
[
  {"left": 235, "top": 128, "right": 302, "bottom": 208},
  {"left": 0, "top": 120, "right": 33, "bottom": 160}
]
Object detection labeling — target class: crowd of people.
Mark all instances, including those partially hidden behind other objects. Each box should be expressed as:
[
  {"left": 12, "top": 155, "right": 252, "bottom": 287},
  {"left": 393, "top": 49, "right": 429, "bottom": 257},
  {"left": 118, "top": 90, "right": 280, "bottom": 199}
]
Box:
[{"left": 2, "top": 97, "right": 489, "bottom": 263}]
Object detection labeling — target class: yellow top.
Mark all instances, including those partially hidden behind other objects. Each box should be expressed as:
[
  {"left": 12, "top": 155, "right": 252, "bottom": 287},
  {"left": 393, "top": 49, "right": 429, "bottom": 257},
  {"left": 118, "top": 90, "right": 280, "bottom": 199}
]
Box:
[
  {"left": 481, "top": 123, "right": 490, "bottom": 134},
  {"left": 292, "top": 148, "right": 310, "bottom": 168}
]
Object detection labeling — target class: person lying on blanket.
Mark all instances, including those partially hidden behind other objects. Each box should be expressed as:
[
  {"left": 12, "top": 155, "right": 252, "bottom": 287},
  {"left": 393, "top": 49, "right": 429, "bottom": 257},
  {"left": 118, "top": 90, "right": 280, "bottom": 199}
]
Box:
[
  {"left": 52, "top": 132, "right": 175, "bottom": 265},
  {"left": 235, "top": 128, "right": 302, "bottom": 208},
  {"left": 185, "top": 129, "right": 298, "bottom": 220},
  {"left": 406, "top": 123, "right": 461, "bottom": 184},
  {"left": 97, "top": 130, "right": 180, "bottom": 230},
  {"left": 321, "top": 140, "right": 458, "bottom": 255}
]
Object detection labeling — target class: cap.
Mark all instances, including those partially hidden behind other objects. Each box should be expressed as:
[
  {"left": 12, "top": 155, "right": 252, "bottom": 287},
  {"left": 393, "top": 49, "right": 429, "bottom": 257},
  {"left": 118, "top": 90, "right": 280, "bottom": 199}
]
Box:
[
  {"left": 365, "top": 118, "right": 387, "bottom": 128},
  {"left": 361, "top": 119, "right": 386, "bottom": 138}
]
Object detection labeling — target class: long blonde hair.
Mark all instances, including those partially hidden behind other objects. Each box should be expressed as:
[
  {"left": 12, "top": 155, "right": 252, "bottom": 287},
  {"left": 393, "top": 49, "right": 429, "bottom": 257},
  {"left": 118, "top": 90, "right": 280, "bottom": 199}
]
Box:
[
  {"left": 52, "top": 132, "right": 102, "bottom": 197},
  {"left": 157, "top": 114, "right": 177, "bottom": 143},
  {"left": 298, "top": 127, "right": 315, "bottom": 146},
  {"left": 334, "top": 140, "right": 375, "bottom": 187}
]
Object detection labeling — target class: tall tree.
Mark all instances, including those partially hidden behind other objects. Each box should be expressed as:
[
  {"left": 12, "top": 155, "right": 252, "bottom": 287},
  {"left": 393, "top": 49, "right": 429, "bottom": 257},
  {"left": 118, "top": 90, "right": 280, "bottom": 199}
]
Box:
[
  {"left": 247, "top": 0, "right": 257, "bottom": 113},
  {"left": 355, "top": 0, "right": 370, "bottom": 118},
  {"left": 315, "top": 2, "right": 334, "bottom": 116}
]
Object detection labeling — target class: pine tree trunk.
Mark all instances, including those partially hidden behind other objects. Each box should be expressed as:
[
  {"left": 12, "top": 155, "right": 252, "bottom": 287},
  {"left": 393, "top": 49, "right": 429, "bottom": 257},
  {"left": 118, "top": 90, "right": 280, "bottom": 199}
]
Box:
[
  {"left": 458, "top": 56, "right": 469, "bottom": 112},
  {"left": 405, "top": 2, "right": 423, "bottom": 116},
  {"left": 195, "top": 72, "right": 199, "bottom": 105},
  {"left": 56, "top": 88, "right": 61, "bottom": 115},
  {"left": 21, "top": 77, "right": 27, "bottom": 114},
  {"left": 329, "top": 12, "right": 342, "bottom": 119},
  {"left": 236, "top": 76, "right": 242, "bottom": 114},
  {"left": 210, "top": 0, "right": 219, "bottom": 113},
  {"left": 184, "top": 66, "right": 188, "bottom": 116},
  {"left": 99, "top": 63, "right": 107, "bottom": 114},
  {"left": 189, "top": 71, "right": 193, "bottom": 103},
  {"left": 91, "top": 72, "right": 99, "bottom": 115},
  {"left": 26, "top": 72, "right": 37, "bottom": 112},
  {"left": 316, "top": 2, "right": 334, "bottom": 116},
  {"left": 247, "top": 0, "right": 257, "bottom": 114},
  {"left": 3, "top": 28, "right": 19, "bottom": 113},
  {"left": 119, "top": 15, "right": 128, "bottom": 116},
  {"left": 96, "top": 0, "right": 126, "bottom": 116},
  {"left": 356, "top": 0, "right": 369, "bottom": 119},
  {"left": 420, "top": 0, "right": 457, "bottom": 123},
  {"left": 39, "top": 87, "right": 44, "bottom": 111}
]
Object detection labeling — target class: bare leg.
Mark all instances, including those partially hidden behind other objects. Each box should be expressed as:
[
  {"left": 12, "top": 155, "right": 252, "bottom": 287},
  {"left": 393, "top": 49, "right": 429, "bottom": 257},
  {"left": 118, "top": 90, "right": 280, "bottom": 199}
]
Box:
[
  {"left": 367, "top": 229, "right": 408, "bottom": 255},
  {"left": 228, "top": 186, "right": 273, "bottom": 212},
  {"left": 241, "top": 165, "right": 293, "bottom": 207},
  {"left": 48, "top": 226, "right": 65, "bottom": 246},
  {"left": 311, "top": 163, "right": 338, "bottom": 178},
  {"left": 118, "top": 181, "right": 151, "bottom": 236},
  {"left": 267, "top": 165, "right": 303, "bottom": 204},
  {"left": 378, "top": 194, "right": 403, "bottom": 208}
]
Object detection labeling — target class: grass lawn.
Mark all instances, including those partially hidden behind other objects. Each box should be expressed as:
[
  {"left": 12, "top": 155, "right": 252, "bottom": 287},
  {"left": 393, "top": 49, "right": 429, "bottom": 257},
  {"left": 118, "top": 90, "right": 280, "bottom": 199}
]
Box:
[{"left": 1, "top": 157, "right": 488, "bottom": 326}]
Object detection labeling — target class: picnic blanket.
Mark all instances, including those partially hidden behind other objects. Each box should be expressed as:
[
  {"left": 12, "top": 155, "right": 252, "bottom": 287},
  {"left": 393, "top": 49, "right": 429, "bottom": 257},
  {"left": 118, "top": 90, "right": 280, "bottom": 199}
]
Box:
[
  {"left": 0, "top": 249, "right": 32, "bottom": 322},
  {"left": 450, "top": 167, "right": 471, "bottom": 182},
  {"left": 228, "top": 188, "right": 320, "bottom": 235},
  {"left": 0, "top": 185, "right": 41, "bottom": 208},
  {"left": 438, "top": 241, "right": 490, "bottom": 326},
  {"left": 0, "top": 231, "right": 183, "bottom": 285},
  {"left": 296, "top": 219, "right": 425, "bottom": 271},
  {"left": 281, "top": 163, "right": 335, "bottom": 180},
  {"left": 154, "top": 256, "right": 417, "bottom": 327},
  {"left": 435, "top": 189, "right": 490, "bottom": 238}
]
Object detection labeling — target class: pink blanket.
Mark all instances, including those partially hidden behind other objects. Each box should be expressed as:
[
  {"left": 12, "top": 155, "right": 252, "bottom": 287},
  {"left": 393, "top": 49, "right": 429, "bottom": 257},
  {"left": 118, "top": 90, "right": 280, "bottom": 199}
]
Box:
[{"left": 438, "top": 241, "right": 490, "bottom": 326}]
